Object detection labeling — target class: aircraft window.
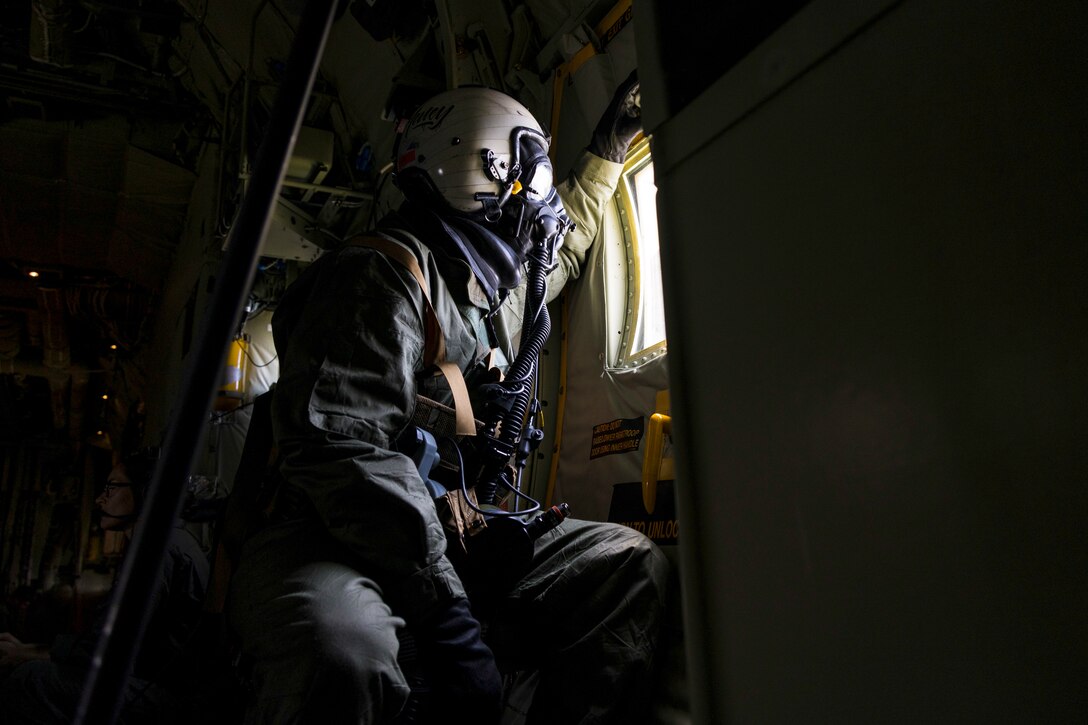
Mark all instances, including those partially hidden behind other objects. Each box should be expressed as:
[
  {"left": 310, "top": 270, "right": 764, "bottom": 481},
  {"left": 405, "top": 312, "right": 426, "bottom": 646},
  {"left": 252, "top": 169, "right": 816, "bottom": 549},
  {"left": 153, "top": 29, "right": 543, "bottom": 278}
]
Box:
[{"left": 612, "top": 138, "right": 667, "bottom": 368}]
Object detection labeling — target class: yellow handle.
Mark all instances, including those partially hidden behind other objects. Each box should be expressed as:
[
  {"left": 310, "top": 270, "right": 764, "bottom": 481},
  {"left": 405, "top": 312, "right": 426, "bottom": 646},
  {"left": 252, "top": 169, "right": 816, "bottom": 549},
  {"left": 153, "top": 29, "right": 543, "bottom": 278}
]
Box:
[{"left": 641, "top": 413, "right": 672, "bottom": 514}]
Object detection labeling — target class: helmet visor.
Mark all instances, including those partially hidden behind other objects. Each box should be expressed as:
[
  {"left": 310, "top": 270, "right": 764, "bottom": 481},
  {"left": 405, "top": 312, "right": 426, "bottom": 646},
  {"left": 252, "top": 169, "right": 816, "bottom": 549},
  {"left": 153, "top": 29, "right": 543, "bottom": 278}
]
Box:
[{"left": 516, "top": 134, "right": 554, "bottom": 201}]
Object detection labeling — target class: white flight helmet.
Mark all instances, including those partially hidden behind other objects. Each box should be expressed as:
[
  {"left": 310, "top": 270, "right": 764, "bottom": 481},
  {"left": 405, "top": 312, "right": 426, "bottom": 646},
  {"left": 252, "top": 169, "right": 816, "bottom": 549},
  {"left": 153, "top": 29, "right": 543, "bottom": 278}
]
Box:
[{"left": 394, "top": 86, "right": 555, "bottom": 219}]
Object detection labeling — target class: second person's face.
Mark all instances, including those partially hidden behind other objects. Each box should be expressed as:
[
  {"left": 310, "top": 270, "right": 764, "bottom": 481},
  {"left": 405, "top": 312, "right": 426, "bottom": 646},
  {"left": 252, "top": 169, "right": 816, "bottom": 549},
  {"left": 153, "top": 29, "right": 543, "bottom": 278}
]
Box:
[{"left": 96, "top": 464, "right": 137, "bottom": 531}]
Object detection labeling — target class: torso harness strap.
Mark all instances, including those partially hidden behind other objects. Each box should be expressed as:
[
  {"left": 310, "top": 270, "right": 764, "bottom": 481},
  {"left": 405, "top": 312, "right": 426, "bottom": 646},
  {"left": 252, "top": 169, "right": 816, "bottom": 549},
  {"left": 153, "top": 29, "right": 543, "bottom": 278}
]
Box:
[{"left": 346, "top": 235, "right": 477, "bottom": 437}]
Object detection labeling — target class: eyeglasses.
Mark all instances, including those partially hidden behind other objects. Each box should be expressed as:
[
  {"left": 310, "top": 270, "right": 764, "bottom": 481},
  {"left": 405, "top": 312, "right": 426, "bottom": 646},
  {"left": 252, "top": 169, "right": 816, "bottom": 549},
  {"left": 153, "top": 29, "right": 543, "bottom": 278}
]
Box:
[{"left": 101, "top": 481, "right": 132, "bottom": 497}]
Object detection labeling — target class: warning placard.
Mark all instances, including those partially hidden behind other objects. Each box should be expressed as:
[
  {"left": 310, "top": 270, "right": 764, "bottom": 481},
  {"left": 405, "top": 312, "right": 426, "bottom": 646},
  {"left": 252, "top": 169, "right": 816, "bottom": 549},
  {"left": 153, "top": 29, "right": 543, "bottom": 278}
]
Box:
[{"left": 589, "top": 416, "right": 644, "bottom": 459}]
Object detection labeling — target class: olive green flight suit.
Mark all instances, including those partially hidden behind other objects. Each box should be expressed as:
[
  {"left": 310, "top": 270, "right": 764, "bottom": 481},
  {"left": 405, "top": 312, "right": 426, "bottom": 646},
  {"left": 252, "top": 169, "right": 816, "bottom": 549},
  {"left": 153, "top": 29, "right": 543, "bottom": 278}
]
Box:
[{"left": 228, "top": 151, "right": 668, "bottom": 724}]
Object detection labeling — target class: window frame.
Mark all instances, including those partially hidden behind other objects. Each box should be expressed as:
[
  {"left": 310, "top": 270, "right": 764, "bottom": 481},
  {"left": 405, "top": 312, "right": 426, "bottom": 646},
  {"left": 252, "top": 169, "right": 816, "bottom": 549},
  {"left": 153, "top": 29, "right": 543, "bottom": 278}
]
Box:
[{"left": 610, "top": 137, "right": 667, "bottom": 370}]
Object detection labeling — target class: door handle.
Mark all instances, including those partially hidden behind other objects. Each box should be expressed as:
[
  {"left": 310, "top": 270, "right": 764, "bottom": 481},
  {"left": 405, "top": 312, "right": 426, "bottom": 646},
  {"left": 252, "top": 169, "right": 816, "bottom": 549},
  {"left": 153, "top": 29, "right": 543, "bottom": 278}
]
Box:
[{"left": 641, "top": 413, "right": 672, "bottom": 514}]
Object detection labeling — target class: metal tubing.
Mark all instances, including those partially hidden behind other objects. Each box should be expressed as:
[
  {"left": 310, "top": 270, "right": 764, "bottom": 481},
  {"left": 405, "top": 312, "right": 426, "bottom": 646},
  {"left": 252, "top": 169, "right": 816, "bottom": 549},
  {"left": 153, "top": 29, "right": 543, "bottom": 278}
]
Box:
[
  {"left": 74, "top": 2, "right": 339, "bottom": 722},
  {"left": 239, "top": 173, "right": 375, "bottom": 199}
]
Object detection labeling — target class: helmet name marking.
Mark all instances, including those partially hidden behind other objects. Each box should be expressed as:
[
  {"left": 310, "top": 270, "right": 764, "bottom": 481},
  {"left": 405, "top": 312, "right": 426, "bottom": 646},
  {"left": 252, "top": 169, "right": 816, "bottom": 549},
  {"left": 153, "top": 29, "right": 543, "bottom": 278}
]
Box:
[{"left": 409, "top": 104, "right": 454, "bottom": 131}]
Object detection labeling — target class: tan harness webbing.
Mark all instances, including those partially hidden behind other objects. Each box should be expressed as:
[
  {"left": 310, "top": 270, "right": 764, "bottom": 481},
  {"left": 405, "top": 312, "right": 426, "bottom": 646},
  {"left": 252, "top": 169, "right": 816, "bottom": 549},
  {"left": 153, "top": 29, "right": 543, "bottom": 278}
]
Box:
[{"left": 346, "top": 235, "right": 476, "bottom": 436}]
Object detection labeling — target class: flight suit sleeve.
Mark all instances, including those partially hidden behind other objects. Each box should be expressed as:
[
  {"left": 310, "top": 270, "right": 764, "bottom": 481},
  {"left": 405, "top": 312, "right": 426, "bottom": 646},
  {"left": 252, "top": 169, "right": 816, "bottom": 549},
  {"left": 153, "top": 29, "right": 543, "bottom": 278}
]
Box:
[
  {"left": 547, "top": 149, "right": 625, "bottom": 297},
  {"left": 273, "top": 248, "right": 466, "bottom": 623}
]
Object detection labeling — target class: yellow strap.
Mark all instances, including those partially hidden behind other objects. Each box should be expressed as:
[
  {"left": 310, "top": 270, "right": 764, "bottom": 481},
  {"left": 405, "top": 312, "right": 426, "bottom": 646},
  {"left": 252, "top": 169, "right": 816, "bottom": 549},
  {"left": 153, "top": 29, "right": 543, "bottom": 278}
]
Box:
[
  {"left": 350, "top": 236, "right": 444, "bottom": 365},
  {"left": 346, "top": 236, "right": 476, "bottom": 436},
  {"left": 437, "top": 362, "right": 474, "bottom": 436}
]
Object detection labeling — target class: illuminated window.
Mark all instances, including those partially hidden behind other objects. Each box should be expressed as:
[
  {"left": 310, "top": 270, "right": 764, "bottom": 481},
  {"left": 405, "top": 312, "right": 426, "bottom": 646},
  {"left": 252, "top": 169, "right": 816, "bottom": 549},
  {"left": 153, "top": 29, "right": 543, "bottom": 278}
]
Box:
[{"left": 612, "top": 138, "right": 666, "bottom": 368}]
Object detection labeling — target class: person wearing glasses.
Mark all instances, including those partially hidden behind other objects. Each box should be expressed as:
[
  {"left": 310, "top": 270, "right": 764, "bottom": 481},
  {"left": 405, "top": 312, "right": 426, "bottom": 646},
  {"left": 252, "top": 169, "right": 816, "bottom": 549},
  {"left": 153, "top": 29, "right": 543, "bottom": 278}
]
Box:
[{"left": 0, "top": 452, "right": 210, "bottom": 724}]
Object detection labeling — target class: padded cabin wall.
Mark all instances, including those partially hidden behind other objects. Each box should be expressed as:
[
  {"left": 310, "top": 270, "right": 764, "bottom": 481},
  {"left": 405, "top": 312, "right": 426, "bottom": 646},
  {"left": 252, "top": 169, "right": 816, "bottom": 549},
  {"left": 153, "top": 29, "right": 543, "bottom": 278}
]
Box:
[
  {"left": 642, "top": 1, "right": 1087, "bottom": 722},
  {"left": 141, "top": 139, "right": 280, "bottom": 496},
  {"left": 552, "top": 201, "right": 668, "bottom": 521},
  {"left": 543, "top": 22, "right": 669, "bottom": 523},
  {"left": 141, "top": 140, "right": 223, "bottom": 446},
  {"left": 205, "top": 309, "right": 280, "bottom": 496}
]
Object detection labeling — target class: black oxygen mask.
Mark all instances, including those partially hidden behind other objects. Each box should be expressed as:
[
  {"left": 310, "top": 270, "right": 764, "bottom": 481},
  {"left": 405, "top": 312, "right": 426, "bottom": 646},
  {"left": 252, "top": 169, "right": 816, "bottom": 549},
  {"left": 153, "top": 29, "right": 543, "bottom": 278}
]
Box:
[
  {"left": 497, "top": 187, "right": 572, "bottom": 271},
  {"left": 490, "top": 133, "right": 573, "bottom": 272}
]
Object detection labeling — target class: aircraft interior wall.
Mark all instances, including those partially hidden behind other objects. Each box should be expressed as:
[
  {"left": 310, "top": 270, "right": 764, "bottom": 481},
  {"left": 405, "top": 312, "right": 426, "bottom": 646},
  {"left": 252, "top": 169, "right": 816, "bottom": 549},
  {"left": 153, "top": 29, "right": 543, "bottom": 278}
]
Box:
[{"left": 640, "top": 0, "right": 1087, "bottom": 722}]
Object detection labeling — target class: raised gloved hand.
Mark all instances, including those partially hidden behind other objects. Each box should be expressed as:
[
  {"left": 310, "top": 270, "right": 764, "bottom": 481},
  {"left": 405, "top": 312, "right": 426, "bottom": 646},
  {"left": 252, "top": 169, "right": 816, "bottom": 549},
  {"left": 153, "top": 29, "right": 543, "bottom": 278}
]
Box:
[
  {"left": 588, "top": 69, "right": 642, "bottom": 163},
  {"left": 396, "top": 597, "right": 502, "bottom": 724}
]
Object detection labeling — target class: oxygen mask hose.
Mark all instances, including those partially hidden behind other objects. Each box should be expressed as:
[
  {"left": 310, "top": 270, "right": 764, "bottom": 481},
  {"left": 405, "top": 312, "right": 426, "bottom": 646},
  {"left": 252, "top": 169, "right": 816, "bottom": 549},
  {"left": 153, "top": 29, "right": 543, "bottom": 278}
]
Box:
[
  {"left": 475, "top": 246, "right": 551, "bottom": 504},
  {"left": 474, "top": 187, "right": 572, "bottom": 504},
  {"left": 502, "top": 253, "right": 550, "bottom": 428}
]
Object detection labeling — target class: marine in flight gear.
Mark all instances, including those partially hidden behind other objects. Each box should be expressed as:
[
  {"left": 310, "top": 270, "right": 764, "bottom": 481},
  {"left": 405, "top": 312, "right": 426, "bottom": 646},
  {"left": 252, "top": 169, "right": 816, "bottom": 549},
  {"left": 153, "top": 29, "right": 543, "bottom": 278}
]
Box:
[{"left": 227, "top": 73, "right": 666, "bottom": 725}]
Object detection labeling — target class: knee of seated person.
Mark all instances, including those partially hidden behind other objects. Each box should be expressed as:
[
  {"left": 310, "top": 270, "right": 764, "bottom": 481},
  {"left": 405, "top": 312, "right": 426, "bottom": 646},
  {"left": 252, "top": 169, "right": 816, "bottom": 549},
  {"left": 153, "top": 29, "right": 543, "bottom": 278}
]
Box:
[
  {"left": 607, "top": 523, "right": 670, "bottom": 592},
  {"left": 303, "top": 589, "right": 411, "bottom": 721},
  {"left": 605, "top": 521, "right": 665, "bottom": 559},
  {"left": 305, "top": 569, "right": 404, "bottom": 681}
]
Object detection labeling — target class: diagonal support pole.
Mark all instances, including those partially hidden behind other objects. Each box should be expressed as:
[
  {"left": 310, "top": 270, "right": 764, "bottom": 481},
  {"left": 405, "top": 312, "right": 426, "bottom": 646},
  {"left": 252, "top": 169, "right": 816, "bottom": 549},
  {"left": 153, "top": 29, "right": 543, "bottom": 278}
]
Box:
[{"left": 74, "top": 2, "right": 339, "bottom": 722}]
